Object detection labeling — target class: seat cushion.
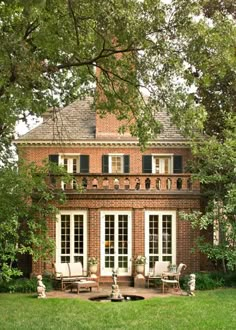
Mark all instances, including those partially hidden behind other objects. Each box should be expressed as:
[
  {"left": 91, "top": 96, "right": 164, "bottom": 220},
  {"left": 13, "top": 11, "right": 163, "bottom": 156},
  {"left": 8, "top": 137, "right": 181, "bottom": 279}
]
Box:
[{"left": 69, "top": 262, "right": 83, "bottom": 277}]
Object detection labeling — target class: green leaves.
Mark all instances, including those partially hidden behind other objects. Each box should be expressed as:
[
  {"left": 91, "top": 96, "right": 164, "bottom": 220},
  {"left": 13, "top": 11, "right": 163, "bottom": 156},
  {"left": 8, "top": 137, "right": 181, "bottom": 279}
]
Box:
[
  {"left": 0, "top": 160, "right": 68, "bottom": 280},
  {"left": 181, "top": 114, "right": 236, "bottom": 272},
  {"left": 0, "top": 0, "right": 235, "bottom": 152}
]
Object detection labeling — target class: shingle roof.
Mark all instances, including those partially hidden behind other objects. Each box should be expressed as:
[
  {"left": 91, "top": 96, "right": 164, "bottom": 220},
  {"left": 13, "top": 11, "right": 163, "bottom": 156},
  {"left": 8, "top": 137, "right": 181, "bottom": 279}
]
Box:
[
  {"left": 17, "top": 97, "right": 96, "bottom": 142},
  {"left": 15, "top": 96, "right": 186, "bottom": 144}
]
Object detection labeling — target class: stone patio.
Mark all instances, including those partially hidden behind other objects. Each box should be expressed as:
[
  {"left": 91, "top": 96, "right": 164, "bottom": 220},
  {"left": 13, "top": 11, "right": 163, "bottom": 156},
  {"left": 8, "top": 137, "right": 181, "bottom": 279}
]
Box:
[{"left": 46, "top": 284, "right": 185, "bottom": 300}]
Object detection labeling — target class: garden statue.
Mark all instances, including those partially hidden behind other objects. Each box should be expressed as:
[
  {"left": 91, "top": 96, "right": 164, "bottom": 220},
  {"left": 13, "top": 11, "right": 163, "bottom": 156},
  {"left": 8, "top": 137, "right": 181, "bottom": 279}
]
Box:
[
  {"left": 187, "top": 274, "right": 196, "bottom": 296},
  {"left": 111, "top": 268, "right": 123, "bottom": 301},
  {"left": 37, "top": 275, "right": 46, "bottom": 298},
  {"left": 112, "top": 268, "right": 118, "bottom": 286}
]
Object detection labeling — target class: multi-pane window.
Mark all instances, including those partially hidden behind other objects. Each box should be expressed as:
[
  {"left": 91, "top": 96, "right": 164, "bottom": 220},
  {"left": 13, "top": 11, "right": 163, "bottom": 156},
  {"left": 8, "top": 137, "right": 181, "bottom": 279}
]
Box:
[
  {"left": 101, "top": 211, "right": 132, "bottom": 276},
  {"left": 60, "top": 155, "right": 89, "bottom": 174},
  {"left": 63, "top": 157, "right": 80, "bottom": 173},
  {"left": 56, "top": 211, "right": 87, "bottom": 268},
  {"left": 105, "top": 215, "right": 115, "bottom": 269},
  {"left": 102, "top": 155, "right": 130, "bottom": 174},
  {"left": 111, "top": 156, "right": 123, "bottom": 173},
  {"left": 143, "top": 155, "right": 183, "bottom": 174},
  {"left": 59, "top": 154, "right": 89, "bottom": 189},
  {"left": 154, "top": 156, "right": 171, "bottom": 174},
  {"left": 145, "top": 211, "right": 176, "bottom": 274},
  {"left": 118, "top": 215, "right": 128, "bottom": 269}
]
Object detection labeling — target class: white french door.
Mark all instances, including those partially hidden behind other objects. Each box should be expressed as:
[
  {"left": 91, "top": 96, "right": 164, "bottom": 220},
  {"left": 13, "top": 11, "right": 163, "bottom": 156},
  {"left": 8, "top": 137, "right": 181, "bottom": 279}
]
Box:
[
  {"left": 100, "top": 211, "right": 132, "bottom": 276},
  {"left": 56, "top": 211, "right": 87, "bottom": 271},
  {"left": 145, "top": 211, "right": 176, "bottom": 275}
]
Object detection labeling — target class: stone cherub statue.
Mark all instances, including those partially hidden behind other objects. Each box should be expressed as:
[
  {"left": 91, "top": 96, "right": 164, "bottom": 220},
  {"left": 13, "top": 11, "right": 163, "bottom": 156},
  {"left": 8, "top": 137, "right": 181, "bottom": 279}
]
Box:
[
  {"left": 112, "top": 268, "right": 118, "bottom": 286},
  {"left": 111, "top": 268, "right": 123, "bottom": 301},
  {"left": 37, "top": 275, "right": 46, "bottom": 298},
  {"left": 187, "top": 273, "right": 196, "bottom": 296}
]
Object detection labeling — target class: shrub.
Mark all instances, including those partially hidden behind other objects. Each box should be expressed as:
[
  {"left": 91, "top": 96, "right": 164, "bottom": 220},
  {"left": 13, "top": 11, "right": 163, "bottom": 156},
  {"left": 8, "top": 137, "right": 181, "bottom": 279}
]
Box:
[
  {"left": 0, "top": 276, "right": 53, "bottom": 293},
  {"left": 220, "top": 272, "right": 236, "bottom": 287},
  {"left": 181, "top": 272, "right": 225, "bottom": 291}
]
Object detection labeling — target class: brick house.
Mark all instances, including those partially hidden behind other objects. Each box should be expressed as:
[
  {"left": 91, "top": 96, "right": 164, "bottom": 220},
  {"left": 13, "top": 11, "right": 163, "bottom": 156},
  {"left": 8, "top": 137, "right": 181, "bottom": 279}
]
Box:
[{"left": 15, "top": 96, "right": 202, "bottom": 284}]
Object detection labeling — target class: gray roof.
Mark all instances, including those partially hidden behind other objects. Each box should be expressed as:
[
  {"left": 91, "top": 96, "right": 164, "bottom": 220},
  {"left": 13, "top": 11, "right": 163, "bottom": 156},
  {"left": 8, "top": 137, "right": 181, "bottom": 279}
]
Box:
[
  {"left": 15, "top": 96, "right": 186, "bottom": 144},
  {"left": 17, "top": 97, "right": 96, "bottom": 142}
]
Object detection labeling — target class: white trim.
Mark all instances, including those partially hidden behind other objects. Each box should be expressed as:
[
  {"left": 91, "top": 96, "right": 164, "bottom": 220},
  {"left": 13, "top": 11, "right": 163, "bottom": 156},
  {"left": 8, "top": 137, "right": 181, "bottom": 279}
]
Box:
[
  {"left": 100, "top": 210, "right": 132, "bottom": 276},
  {"left": 59, "top": 153, "right": 81, "bottom": 156},
  {"left": 151, "top": 154, "right": 174, "bottom": 174},
  {"left": 56, "top": 210, "right": 88, "bottom": 271},
  {"left": 14, "top": 140, "right": 190, "bottom": 147},
  {"left": 107, "top": 154, "right": 124, "bottom": 174},
  {"left": 58, "top": 154, "right": 80, "bottom": 173},
  {"left": 108, "top": 153, "right": 124, "bottom": 156},
  {"left": 59, "top": 155, "right": 80, "bottom": 189},
  {"left": 144, "top": 210, "right": 176, "bottom": 276},
  {"left": 151, "top": 153, "right": 174, "bottom": 156}
]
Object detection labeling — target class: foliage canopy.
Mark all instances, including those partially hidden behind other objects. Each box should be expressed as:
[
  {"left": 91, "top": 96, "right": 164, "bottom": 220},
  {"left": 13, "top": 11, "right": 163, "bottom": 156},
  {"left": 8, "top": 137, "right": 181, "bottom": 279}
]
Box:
[
  {"left": 0, "top": 0, "right": 235, "bottom": 151},
  {"left": 0, "top": 0, "right": 235, "bottom": 277}
]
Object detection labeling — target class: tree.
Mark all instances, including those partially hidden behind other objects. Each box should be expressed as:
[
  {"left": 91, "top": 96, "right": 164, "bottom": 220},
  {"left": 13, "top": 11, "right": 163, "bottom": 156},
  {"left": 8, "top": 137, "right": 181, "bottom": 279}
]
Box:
[
  {"left": 0, "top": 0, "right": 235, "bottom": 153},
  {"left": 180, "top": 115, "right": 236, "bottom": 272},
  {"left": 0, "top": 0, "right": 235, "bottom": 277},
  {"left": 0, "top": 160, "right": 70, "bottom": 280}
]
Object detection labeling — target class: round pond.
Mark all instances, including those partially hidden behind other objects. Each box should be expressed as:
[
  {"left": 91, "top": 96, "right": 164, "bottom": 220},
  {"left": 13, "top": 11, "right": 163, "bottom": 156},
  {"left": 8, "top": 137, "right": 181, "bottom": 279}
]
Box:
[{"left": 89, "top": 294, "right": 145, "bottom": 303}]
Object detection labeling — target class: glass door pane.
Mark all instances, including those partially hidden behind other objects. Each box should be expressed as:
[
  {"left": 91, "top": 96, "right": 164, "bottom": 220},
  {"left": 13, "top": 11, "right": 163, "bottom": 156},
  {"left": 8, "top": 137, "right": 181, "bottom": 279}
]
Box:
[
  {"left": 57, "top": 212, "right": 87, "bottom": 267},
  {"left": 104, "top": 215, "right": 115, "bottom": 270},
  {"left": 148, "top": 215, "right": 159, "bottom": 269},
  {"left": 101, "top": 212, "right": 131, "bottom": 275},
  {"left": 145, "top": 211, "right": 176, "bottom": 274},
  {"left": 60, "top": 214, "right": 70, "bottom": 263},
  {"left": 118, "top": 215, "right": 128, "bottom": 272}
]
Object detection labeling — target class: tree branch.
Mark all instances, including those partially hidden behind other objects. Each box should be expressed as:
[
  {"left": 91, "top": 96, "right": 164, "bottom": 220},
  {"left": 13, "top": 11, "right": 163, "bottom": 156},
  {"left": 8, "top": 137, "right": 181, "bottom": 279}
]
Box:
[{"left": 67, "top": 0, "right": 80, "bottom": 46}]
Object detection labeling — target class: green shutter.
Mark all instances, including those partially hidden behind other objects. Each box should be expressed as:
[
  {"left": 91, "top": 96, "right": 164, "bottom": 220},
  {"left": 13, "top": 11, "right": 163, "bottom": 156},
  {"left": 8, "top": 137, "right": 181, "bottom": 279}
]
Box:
[
  {"left": 123, "top": 155, "right": 130, "bottom": 173},
  {"left": 48, "top": 154, "right": 59, "bottom": 164},
  {"left": 142, "top": 155, "right": 152, "bottom": 173},
  {"left": 102, "top": 155, "right": 109, "bottom": 173},
  {"left": 80, "top": 155, "right": 89, "bottom": 173},
  {"left": 173, "top": 155, "right": 183, "bottom": 173}
]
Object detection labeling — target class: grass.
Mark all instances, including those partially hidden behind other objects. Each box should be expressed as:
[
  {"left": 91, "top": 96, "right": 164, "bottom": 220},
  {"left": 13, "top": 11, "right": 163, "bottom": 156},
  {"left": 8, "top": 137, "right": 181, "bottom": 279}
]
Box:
[{"left": 0, "top": 289, "right": 236, "bottom": 330}]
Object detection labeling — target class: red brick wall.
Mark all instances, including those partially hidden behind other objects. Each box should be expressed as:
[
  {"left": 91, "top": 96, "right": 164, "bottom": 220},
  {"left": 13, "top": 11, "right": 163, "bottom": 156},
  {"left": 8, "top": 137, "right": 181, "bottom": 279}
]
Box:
[
  {"left": 17, "top": 145, "right": 192, "bottom": 174},
  {"left": 18, "top": 143, "right": 200, "bottom": 280},
  {"left": 31, "top": 193, "right": 201, "bottom": 278},
  {"left": 96, "top": 112, "right": 132, "bottom": 138}
]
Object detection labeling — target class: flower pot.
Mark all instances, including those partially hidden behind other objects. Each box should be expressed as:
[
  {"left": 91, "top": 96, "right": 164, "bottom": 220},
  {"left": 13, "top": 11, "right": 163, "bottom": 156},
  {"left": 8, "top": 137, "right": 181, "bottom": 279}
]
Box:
[
  {"left": 89, "top": 264, "right": 98, "bottom": 275},
  {"left": 135, "top": 264, "right": 145, "bottom": 274}
]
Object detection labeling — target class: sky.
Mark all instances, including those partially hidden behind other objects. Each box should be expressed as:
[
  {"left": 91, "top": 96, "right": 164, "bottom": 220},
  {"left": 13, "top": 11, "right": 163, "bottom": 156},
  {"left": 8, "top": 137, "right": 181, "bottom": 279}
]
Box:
[{"left": 15, "top": 115, "right": 42, "bottom": 137}]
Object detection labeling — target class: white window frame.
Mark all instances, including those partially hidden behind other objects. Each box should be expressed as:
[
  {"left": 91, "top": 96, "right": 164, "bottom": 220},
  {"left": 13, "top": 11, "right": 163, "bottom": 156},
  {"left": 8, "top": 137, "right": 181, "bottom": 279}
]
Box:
[
  {"left": 59, "top": 154, "right": 81, "bottom": 189},
  {"left": 100, "top": 210, "right": 132, "bottom": 276},
  {"left": 108, "top": 153, "right": 124, "bottom": 174},
  {"left": 145, "top": 210, "right": 176, "bottom": 275},
  {"left": 56, "top": 210, "right": 88, "bottom": 272},
  {"left": 59, "top": 154, "right": 80, "bottom": 173},
  {"left": 151, "top": 154, "right": 174, "bottom": 174}
]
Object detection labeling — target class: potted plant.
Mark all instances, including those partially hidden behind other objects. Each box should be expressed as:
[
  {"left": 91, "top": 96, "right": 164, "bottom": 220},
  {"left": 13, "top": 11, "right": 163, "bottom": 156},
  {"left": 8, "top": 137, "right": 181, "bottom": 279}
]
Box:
[
  {"left": 88, "top": 257, "right": 98, "bottom": 275},
  {"left": 132, "top": 255, "right": 146, "bottom": 274}
]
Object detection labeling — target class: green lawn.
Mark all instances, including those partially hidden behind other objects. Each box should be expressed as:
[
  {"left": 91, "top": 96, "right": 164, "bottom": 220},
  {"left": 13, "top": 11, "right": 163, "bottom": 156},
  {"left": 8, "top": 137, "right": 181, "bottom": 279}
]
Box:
[{"left": 0, "top": 289, "right": 235, "bottom": 330}]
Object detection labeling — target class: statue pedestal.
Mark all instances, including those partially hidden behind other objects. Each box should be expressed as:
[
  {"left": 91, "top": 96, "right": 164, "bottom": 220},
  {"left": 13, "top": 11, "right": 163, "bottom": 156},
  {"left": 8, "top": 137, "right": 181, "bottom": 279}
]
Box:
[
  {"left": 134, "top": 274, "right": 146, "bottom": 288},
  {"left": 110, "top": 284, "right": 124, "bottom": 301}
]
